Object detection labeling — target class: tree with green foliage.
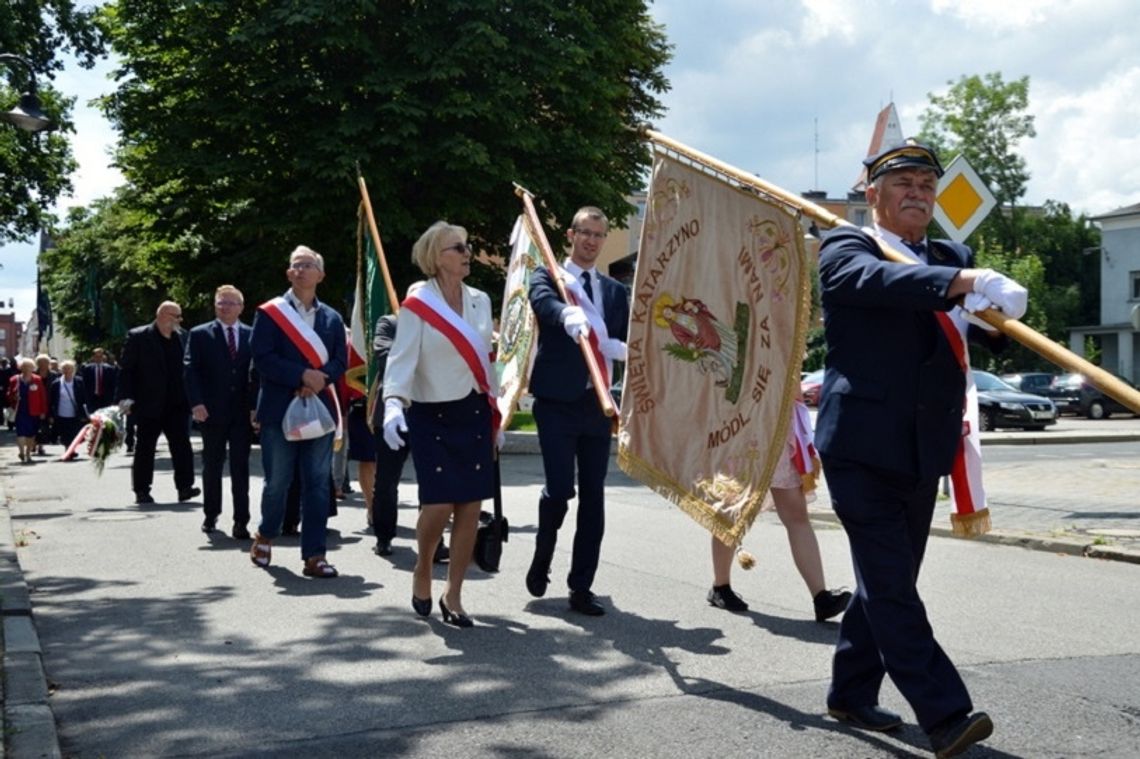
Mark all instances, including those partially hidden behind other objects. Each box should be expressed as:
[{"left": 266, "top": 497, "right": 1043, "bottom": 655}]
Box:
[
  {"left": 0, "top": 1, "right": 105, "bottom": 243},
  {"left": 919, "top": 72, "right": 1035, "bottom": 214},
  {"left": 919, "top": 73, "right": 1102, "bottom": 371},
  {"left": 89, "top": 0, "right": 671, "bottom": 312},
  {"left": 41, "top": 188, "right": 206, "bottom": 356}
]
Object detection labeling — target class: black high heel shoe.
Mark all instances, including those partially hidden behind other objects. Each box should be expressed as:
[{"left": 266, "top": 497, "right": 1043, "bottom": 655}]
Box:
[
  {"left": 439, "top": 598, "right": 473, "bottom": 628},
  {"left": 411, "top": 595, "right": 432, "bottom": 618}
]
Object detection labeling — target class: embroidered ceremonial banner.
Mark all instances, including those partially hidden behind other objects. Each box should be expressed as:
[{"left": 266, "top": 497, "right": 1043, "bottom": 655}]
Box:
[
  {"left": 618, "top": 154, "right": 812, "bottom": 548},
  {"left": 493, "top": 214, "right": 542, "bottom": 430}
]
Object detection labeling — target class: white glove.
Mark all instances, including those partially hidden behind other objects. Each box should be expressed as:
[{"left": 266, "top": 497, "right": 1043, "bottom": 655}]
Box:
[
  {"left": 972, "top": 269, "right": 1028, "bottom": 320},
  {"left": 382, "top": 397, "right": 407, "bottom": 450},
  {"left": 961, "top": 293, "right": 999, "bottom": 333},
  {"left": 561, "top": 306, "right": 590, "bottom": 340},
  {"left": 495, "top": 428, "right": 506, "bottom": 451},
  {"left": 600, "top": 338, "right": 628, "bottom": 362}
]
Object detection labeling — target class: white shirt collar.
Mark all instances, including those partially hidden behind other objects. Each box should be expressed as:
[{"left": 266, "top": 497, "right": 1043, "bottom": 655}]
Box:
[
  {"left": 870, "top": 223, "right": 927, "bottom": 263},
  {"left": 284, "top": 289, "right": 320, "bottom": 313},
  {"left": 563, "top": 260, "right": 596, "bottom": 281}
]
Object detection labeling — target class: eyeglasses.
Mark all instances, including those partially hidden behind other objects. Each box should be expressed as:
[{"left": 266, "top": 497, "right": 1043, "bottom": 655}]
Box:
[
  {"left": 574, "top": 228, "right": 607, "bottom": 240},
  {"left": 161, "top": 312, "right": 183, "bottom": 321},
  {"left": 290, "top": 261, "right": 320, "bottom": 271},
  {"left": 215, "top": 300, "right": 243, "bottom": 307},
  {"left": 442, "top": 242, "right": 470, "bottom": 254}
]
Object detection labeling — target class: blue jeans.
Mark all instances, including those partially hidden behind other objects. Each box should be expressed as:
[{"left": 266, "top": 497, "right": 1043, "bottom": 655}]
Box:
[{"left": 257, "top": 423, "right": 333, "bottom": 561}]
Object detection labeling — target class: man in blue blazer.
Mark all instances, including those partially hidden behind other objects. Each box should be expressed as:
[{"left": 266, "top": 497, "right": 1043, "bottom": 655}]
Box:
[
  {"left": 249, "top": 246, "right": 347, "bottom": 579},
  {"left": 184, "top": 285, "right": 256, "bottom": 538},
  {"left": 817, "top": 140, "right": 1028, "bottom": 758},
  {"left": 526, "top": 206, "right": 629, "bottom": 616}
]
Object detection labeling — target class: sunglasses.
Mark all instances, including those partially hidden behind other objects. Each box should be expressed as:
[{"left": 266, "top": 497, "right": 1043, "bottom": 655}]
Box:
[{"left": 442, "top": 242, "right": 471, "bottom": 254}]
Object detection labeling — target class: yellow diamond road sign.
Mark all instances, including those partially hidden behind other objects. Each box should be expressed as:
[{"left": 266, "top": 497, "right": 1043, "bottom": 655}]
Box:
[{"left": 934, "top": 155, "right": 997, "bottom": 242}]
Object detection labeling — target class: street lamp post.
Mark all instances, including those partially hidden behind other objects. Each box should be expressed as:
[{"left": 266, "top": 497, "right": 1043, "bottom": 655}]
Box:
[{"left": 0, "top": 53, "right": 53, "bottom": 133}]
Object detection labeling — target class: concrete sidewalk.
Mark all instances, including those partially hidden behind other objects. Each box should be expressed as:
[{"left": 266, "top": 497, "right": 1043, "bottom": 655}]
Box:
[{"left": 2, "top": 421, "right": 1138, "bottom": 757}]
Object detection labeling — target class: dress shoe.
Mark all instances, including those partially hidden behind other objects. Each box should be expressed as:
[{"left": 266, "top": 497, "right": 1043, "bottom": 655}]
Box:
[
  {"left": 232, "top": 525, "right": 251, "bottom": 540},
  {"left": 827, "top": 705, "right": 904, "bottom": 732},
  {"left": 135, "top": 492, "right": 155, "bottom": 505},
  {"left": 432, "top": 542, "right": 450, "bottom": 564},
  {"left": 439, "top": 598, "right": 474, "bottom": 628},
  {"left": 177, "top": 486, "right": 201, "bottom": 502},
  {"left": 526, "top": 564, "right": 550, "bottom": 598},
  {"left": 929, "top": 712, "right": 993, "bottom": 758},
  {"left": 374, "top": 540, "right": 393, "bottom": 557},
  {"left": 569, "top": 590, "right": 605, "bottom": 616},
  {"left": 708, "top": 584, "right": 749, "bottom": 612},
  {"left": 814, "top": 588, "right": 853, "bottom": 622},
  {"left": 201, "top": 518, "right": 217, "bottom": 534}
]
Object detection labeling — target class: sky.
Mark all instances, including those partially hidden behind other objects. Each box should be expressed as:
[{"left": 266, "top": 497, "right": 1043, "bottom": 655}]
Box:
[{"left": 3, "top": 0, "right": 1138, "bottom": 324}]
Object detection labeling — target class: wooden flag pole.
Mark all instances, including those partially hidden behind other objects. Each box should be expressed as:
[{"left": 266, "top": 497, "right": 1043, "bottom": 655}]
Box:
[
  {"left": 514, "top": 183, "right": 617, "bottom": 418},
  {"left": 642, "top": 128, "right": 1140, "bottom": 415},
  {"left": 357, "top": 174, "right": 399, "bottom": 314}
]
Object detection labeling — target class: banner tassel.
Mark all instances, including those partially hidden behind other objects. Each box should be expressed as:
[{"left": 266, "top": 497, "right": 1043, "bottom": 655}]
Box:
[
  {"left": 950, "top": 507, "right": 991, "bottom": 538},
  {"left": 736, "top": 546, "right": 756, "bottom": 570}
]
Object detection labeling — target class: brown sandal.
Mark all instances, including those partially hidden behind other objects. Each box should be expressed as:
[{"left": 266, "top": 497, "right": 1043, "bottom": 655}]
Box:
[
  {"left": 303, "top": 556, "right": 338, "bottom": 578},
  {"left": 250, "top": 533, "right": 272, "bottom": 568}
]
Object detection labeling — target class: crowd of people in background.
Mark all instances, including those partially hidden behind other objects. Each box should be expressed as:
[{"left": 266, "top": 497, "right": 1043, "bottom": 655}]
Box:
[{"left": 2, "top": 349, "right": 116, "bottom": 462}]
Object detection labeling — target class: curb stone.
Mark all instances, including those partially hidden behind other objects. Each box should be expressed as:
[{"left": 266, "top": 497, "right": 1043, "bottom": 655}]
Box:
[
  {"left": 807, "top": 509, "right": 1140, "bottom": 564},
  {"left": 0, "top": 492, "right": 60, "bottom": 759}
]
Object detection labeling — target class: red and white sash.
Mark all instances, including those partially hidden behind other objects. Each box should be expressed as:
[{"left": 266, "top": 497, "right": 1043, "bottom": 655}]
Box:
[
  {"left": 872, "top": 232, "right": 989, "bottom": 536},
  {"left": 402, "top": 287, "right": 502, "bottom": 434},
  {"left": 558, "top": 268, "right": 611, "bottom": 390},
  {"left": 258, "top": 296, "right": 343, "bottom": 444}
]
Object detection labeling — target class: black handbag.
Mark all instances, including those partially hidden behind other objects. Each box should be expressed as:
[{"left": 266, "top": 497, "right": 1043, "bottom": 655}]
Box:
[{"left": 474, "top": 458, "right": 508, "bottom": 572}]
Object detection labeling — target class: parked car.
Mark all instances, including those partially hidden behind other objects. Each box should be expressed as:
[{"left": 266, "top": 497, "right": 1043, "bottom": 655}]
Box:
[
  {"left": 999, "top": 372, "right": 1056, "bottom": 395},
  {"left": 1046, "top": 373, "right": 1138, "bottom": 419},
  {"left": 800, "top": 369, "right": 824, "bottom": 406},
  {"left": 973, "top": 370, "right": 1057, "bottom": 431}
]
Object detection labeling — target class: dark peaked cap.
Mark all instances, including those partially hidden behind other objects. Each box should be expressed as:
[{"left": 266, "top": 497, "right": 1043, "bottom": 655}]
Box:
[{"left": 864, "top": 138, "right": 945, "bottom": 182}]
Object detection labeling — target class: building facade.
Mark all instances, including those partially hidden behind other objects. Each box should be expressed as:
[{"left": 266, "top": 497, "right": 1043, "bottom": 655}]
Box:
[{"left": 1070, "top": 202, "right": 1140, "bottom": 382}]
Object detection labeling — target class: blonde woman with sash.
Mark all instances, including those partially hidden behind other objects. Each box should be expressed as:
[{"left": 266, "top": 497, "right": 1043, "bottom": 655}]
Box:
[{"left": 382, "top": 221, "right": 499, "bottom": 628}]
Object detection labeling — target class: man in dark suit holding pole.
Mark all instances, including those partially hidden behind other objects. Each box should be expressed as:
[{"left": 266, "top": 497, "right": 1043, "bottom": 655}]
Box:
[
  {"left": 184, "top": 285, "right": 256, "bottom": 539},
  {"left": 816, "top": 140, "right": 1028, "bottom": 758},
  {"left": 526, "top": 206, "right": 629, "bottom": 616}
]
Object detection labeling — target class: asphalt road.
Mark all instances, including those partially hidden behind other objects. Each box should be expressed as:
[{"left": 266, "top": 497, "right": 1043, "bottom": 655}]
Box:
[{"left": 2, "top": 426, "right": 1139, "bottom": 758}]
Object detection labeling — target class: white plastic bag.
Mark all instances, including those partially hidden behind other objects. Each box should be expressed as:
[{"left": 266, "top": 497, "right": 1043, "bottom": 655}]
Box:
[{"left": 283, "top": 395, "right": 335, "bottom": 441}]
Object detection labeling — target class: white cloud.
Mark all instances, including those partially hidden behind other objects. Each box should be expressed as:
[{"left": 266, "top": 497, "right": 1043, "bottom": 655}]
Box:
[
  {"left": 929, "top": 0, "right": 1067, "bottom": 29},
  {"left": 800, "top": 0, "right": 861, "bottom": 44},
  {"left": 1025, "top": 65, "right": 1140, "bottom": 214},
  {"left": 653, "top": 0, "right": 1140, "bottom": 216}
]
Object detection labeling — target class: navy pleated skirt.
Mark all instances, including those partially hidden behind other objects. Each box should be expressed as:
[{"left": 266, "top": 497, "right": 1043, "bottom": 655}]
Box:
[{"left": 407, "top": 390, "right": 494, "bottom": 504}]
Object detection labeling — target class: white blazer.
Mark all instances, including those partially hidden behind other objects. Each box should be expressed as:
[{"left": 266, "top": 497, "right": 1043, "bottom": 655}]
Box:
[{"left": 383, "top": 279, "right": 496, "bottom": 404}]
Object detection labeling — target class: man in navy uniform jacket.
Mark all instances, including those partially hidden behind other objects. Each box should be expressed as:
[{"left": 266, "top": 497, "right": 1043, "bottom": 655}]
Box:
[
  {"left": 526, "top": 206, "right": 629, "bottom": 617},
  {"left": 817, "top": 139, "right": 1027, "bottom": 758}
]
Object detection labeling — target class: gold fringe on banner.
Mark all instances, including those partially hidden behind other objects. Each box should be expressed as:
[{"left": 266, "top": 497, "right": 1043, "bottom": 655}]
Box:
[{"left": 950, "top": 507, "right": 992, "bottom": 538}]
